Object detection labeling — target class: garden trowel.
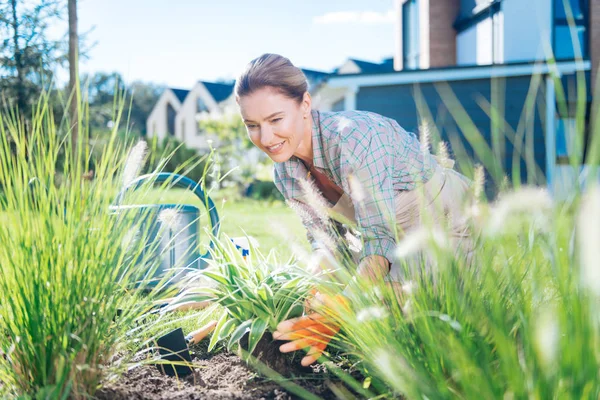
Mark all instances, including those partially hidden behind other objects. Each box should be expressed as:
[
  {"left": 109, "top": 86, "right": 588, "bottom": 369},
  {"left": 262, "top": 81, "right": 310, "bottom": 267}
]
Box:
[{"left": 155, "top": 320, "right": 217, "bottom": 377}]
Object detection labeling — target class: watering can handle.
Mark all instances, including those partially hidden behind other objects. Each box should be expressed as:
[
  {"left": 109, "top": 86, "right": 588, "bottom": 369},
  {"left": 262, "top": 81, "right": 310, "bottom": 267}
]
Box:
[{"left": 113, "top": 172, "right": 220, "bottom": 259}]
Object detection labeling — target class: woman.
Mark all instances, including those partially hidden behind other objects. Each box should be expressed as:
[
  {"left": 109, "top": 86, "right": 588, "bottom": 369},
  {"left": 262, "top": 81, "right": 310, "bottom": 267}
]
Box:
[
  {"left": 235, "top": 53, "right": 472, "bottom": 283},
  {"left": 235, "top": 53, "right": 473, "bottom": 366}
]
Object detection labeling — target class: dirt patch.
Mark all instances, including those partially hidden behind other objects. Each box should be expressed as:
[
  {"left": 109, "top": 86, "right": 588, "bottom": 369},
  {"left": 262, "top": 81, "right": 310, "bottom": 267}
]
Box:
[
  {"left": 96, "top": 351, "right": 336, "bottom": 400},
  {"left": 239, "top": 332, "right": 314, "bottom": 377}
]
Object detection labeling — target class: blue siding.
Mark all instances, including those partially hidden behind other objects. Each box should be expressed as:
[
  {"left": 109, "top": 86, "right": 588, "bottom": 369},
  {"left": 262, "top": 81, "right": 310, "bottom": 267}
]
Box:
[{"left": 355, "top": 76, "right": 547, "bottom": 193}]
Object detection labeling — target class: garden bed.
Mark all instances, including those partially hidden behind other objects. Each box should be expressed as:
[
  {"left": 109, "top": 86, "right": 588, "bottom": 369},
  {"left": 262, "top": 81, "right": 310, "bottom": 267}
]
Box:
[{"left": 96, "top": 349, "right": 336, "bottom": 400}]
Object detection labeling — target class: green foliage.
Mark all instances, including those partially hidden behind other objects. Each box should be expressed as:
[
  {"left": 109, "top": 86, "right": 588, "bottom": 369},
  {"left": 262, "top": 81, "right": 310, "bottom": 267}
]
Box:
[
  {"left": 199, "top": 114, "right": 274, "bottom": 188},
  {"left": 0, "top": 0, "right": 64, "bottom": 115},
  {"left": 244, "top": 179, "right": 284, "bottom": 201},
  {"left": 173, "top": 238, "right": 312, "bottom": 357},
  {"left": 145, "top": 135, "right": 213, "bottom": 186},
  {"left": 0, "top": 92, "right": 175, "bottom": 399},
  {"left": 317, "top": 189, "right": 600, "bottom": 399},
  {"left": 83, "top": 72, "right": 162, "bottom": 136}
]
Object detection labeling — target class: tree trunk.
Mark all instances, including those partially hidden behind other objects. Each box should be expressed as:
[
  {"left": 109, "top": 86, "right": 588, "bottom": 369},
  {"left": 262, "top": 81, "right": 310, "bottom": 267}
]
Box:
[
  {"left": 10, "top": 0, "right": 26, "bottom": 115},
  {"left": 68, "top": 0, "right": 79, "bottom": 147}
]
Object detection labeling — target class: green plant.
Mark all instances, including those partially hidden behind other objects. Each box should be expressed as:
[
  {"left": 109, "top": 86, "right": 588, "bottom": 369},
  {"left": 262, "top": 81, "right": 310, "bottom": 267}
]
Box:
[
  {"left": 173, "top": 237, "right": 314, "bottom": 357},
  {"left": 0, "top": 92, "right": 178, "bottom": 398},
  {"left": 313, "top": 185, "right": 598, "bottom": 399},
  {"left": 144, "top": 135, "right": 213, "bottom": 186},
  {"left": 244, "top": 179, "right": 284, "bottom": 201},
  {"left": 285, "top": 40, "right": 600, "bottom": 400}
]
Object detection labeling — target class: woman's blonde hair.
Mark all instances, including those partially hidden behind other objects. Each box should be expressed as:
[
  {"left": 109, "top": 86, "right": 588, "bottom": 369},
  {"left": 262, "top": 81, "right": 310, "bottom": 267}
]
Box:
[{"left": 234, "top": 53, "right": 308, "bottom": 103}]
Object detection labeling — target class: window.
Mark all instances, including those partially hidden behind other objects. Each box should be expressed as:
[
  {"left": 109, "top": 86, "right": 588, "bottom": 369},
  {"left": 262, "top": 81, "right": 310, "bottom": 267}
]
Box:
[
  {"left": 167, "top": 103, "right": 176, "bottom": 136},
  {"left": 197, "top": 96, "right": 208, "bottom": 113},
  {"left": 554, "top": 0, "right": 589, "bottom": 60},
  {"left": 402, "top": 0, "right": 419, "bottom": 70},
  {"left": 555, "top": 109, "right": 594, "bottom": 165},
  {"left": 555, "top": 117, "right": 576, "bottom": 163},
  {"left": 455, "top": 1, "right": 503, "bottom": 65}
]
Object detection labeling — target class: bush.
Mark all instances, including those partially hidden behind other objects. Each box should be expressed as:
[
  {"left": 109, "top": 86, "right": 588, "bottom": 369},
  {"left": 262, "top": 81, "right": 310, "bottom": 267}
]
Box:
[
  {"left": 244, "top": 179, "right": 284, "bottom": 201},
  {"left": 0, "top": 95, "right": 174, "bottom": 399},
  {"left": 145, "top": 135, "right": 213, "bottom": 186}
]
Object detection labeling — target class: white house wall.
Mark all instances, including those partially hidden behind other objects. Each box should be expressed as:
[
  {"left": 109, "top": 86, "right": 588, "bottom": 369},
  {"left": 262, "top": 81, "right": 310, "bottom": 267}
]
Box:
[
  {"left": 220, "top": 94, "right": 240, "bottom": 117},
  {"left": 502, "top": 0, "right": 552, "bottom": 63},
  {"left": 146, "top": 90, "right": 182, "bottom": 141},
  {"left": 175, "top": 82, "right": 220, "bottom": 152}
]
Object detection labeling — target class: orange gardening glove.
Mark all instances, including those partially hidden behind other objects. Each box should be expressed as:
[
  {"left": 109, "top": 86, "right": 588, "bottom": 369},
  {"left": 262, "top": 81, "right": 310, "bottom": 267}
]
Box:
[{"left": 273, "top": 293, "right": 349, "bottom": 366}]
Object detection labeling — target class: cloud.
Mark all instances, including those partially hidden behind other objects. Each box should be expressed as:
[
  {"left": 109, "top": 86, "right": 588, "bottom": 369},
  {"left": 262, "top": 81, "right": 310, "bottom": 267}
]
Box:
[{"left": 313, "top": 9, "right": 395, "bottom": 25}]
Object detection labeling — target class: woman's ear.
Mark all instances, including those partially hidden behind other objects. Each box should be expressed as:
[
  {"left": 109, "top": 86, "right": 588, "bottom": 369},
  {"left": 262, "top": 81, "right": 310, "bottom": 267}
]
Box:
[{"left": 302, "top": 92, "right": 312, "bottom": 118}]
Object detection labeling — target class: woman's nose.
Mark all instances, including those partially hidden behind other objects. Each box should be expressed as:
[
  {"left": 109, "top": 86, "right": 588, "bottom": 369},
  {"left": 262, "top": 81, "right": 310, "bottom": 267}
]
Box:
[{"left": 260, "top": 125, "right": 274, "bottom": 146}]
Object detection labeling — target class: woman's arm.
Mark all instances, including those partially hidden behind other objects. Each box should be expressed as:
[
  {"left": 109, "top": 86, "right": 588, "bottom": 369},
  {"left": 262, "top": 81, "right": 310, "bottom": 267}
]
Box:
[{"left": 338, "top": 120, "right": 398, "bottom": 277}]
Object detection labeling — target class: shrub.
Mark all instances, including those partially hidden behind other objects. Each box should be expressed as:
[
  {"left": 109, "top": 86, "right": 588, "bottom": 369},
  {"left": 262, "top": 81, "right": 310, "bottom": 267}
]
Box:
[{"left": 0, "top": 95, "right": 174, "bottom": 398}]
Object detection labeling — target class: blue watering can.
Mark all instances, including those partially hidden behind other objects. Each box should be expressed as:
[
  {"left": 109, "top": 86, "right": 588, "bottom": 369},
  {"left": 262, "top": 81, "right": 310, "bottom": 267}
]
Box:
[{"left": 110, "top": 172, "right": 220, "bottom": 288}]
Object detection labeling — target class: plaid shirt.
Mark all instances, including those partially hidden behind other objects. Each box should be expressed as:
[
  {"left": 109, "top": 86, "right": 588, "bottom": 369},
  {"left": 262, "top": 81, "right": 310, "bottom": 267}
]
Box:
[{"left": 274, "top": 109, "right": 436, "bottom": 263}]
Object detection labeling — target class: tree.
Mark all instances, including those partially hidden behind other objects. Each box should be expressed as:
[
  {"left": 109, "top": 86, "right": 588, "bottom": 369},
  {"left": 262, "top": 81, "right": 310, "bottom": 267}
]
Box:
[
  {"left": 82, "top": 72, "right": 161, "bottom": 137},
  {"left": 128, "top": 80, "right": 162, "bottom": 135},
  {"left": 68, "top": 0, "right": 78, "bottom": 144},
  {"left": 83, "top": 71, "right": 126, "bottom": 133},
  {"left": 0, "top": 0, "right": 64, "bottom": 118}
]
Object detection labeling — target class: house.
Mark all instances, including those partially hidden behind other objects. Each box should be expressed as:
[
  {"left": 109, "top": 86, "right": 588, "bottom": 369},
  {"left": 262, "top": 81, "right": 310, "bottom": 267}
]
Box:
[
  {"left": 312, "top": 0, "right": 599, "bottom": 198},
  {"left": 146, "top": 69, "right": 331, "bottom": 152},
  {"left": 145, "top": 87, "right": 189, "bottom": 142},
  {"left": 146, "top": 81, "right": 235, "bottom": 151}
]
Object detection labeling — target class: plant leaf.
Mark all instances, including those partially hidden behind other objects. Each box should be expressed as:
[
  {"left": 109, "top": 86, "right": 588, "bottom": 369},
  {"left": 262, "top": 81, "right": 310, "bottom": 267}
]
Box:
[
  {"left": 202, "top": 271, "right": 229, "bottom": 286},
  {"left": 218, "top": 318, "right": 238, "bottom": 341},
  {"left": 227, "top": 319, "right": 253, "bottom": 351},
  {"left": 208, "top": 311, "right": 229, "bottom": 352},
  {"left": 247, "top": 318, "right": 268, "bottom": 355}
]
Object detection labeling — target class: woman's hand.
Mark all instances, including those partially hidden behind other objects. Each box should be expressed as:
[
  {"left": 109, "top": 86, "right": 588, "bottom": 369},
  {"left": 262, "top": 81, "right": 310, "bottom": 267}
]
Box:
[{"left": 275, "top": 293, "right": 350, "bottom": 366}]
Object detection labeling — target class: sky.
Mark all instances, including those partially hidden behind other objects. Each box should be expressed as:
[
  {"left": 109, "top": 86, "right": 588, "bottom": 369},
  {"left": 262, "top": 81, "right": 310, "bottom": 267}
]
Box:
[{"left": 61, "top": 0, "right": 396, "bottom": 89}]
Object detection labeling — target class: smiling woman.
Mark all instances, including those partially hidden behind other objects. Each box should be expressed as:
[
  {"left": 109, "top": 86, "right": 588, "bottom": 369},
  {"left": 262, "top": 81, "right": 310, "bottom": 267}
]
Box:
[
  {"left": 233, "top": 53, "right": 476, "bottom": 366},
  {"left": 235, "top": 56, "right": 311, "bottom": 164}
]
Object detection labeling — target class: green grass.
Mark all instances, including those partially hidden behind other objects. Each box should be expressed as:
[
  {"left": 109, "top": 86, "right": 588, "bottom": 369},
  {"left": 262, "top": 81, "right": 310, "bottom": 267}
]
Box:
[{"left": 0, "top": 94, "right": 177, "bottom": 399}]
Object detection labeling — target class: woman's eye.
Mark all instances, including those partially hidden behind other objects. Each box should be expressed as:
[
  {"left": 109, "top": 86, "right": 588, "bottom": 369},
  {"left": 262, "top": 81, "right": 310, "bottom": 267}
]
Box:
[
  {"left": 271, "top": 118, "right": 282, "bottom": 123},
  {"left": 246, "top": 124, "right": 257, "bottom": 129}
]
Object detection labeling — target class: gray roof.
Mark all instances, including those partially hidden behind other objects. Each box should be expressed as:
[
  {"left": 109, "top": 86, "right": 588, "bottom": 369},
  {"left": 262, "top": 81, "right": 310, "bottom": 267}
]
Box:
[{"left": 200, "top": 81, "right": 235, "bottom": 103}]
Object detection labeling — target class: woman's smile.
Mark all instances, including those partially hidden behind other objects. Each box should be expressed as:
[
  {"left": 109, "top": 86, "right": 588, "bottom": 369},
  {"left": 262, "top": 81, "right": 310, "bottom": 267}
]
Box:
[{"left": 265, "top": 140, "right": 286, "bottom": 154}]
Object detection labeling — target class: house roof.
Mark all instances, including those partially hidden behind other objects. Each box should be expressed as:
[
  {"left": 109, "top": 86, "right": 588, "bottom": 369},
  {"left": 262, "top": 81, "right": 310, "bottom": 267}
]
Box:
[
  {"left": 342, "top": 58, "right": 396, "bottom": 74},
  {"left": 200, "top": 81, "right": 235, "bottom": 103},
  {"left": 301, "top": 68, "right": 331, "bottom": 79},
  {"left": 169, "top": 88, "right": 190, "bottom": 103},
  {"left": 321, "top": 59, "right": 591, "bottom": 89}
]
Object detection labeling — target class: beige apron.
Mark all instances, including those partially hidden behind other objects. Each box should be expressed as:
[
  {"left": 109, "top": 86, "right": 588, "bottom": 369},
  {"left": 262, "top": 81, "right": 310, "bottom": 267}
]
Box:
[{"left": 329, "top": 161, "right": 473, "bottom": 281}]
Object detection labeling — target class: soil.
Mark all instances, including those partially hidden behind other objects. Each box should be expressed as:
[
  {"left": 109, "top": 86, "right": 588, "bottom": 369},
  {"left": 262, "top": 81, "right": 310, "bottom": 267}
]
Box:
[
  {"left": 95, "top": 342, "right": 339, "bottom": 400},
  {"left": 238, "top": 332, "right": 314, "bottom": 377}
]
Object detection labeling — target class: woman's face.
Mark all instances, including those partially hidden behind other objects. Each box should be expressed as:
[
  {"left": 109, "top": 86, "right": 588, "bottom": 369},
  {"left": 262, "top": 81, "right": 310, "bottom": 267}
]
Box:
[{"left": 237, "top": 86, "right": 311, "bottom": 163}]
